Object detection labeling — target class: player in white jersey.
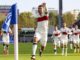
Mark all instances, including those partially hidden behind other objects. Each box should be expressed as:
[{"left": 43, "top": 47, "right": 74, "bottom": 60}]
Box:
[
  {"left": 31, "top": 4, "right": 49, "bottom": 60},
  {"left": 69, "top": 27, "right": 74, "bottom": 49},
  {"left": 1, "top": 28, "right": 12, "bottom": 55},
  {"left": 60, "top": 23, "right": 71, "bottom": 56},
  {"left": 72, "top": 25, "right": 80, "bottom": 53},
  {"left": 51, "top": 25, "right": 61, "bottom": 55}
]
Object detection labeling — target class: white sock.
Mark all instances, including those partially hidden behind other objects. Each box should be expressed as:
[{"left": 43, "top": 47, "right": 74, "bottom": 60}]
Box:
[
  {"left": 54, "top": 47, "right": 57, "bottom": 55},
  {"left": 32, "top": 44, "right": 37, "bottom": 56},
  {"left": 65, "top": 48, "right": 67, "bottom": 56},
  {"left": 74, "top": 48, "right": 76, "bottom": 53},
  {"left": 58, "top": 41, "right": 61, "bottom": 47},
  {"left": 62, "top": 48, "right": 64, "bottom": 55},
  {"left": 4, "top": 46, "right": 6, "bottom": 51},
  {"left": 70, "top": 44, "right": 73, "bottom": 49}
]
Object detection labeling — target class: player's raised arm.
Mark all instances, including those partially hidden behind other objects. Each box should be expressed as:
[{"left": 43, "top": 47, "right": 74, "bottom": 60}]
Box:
[{"left": 42, "top": 3, "right": 48, "bottom": 15}]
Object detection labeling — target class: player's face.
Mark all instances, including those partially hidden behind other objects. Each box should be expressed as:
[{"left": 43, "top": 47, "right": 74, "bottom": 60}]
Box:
[
  {"left": 38, "top": 7, "right": 43, "bottom": 14},
  {"left": 75, "top": 25, "right": 78, "bottom": 29},
  {"left": 63, "top": 23, "right": 66, "bottom": 27},
  {"left": 55, "top": 26, "right": 58, "bottom": 30}
]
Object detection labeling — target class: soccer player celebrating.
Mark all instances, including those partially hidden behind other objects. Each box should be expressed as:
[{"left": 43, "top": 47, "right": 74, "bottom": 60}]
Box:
[
  {"left": 60, "top": 22, "right": 71, "bottom": 56},
  {"left": 31, "top": 3, "right": 49, "bottom": 60},
  {"left": 68, "top": 26, "right": 75, "bottom": 49},
  {"left": 69, "top": 25, "right": 75, "bottom": 49},
  {"left": 72, "top": 25, "right": 80, "bottom": 53},
  {"left": 1, "top": 28, "right": 12, "bottom": 55},
  {"left": 51, "top": 25, "right": 61, "bottom": 55}
]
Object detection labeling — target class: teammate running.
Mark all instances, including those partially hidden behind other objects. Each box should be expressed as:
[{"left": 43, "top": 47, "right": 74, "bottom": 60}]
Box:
[
  {"left": 72, "top": 25, "right": 80, "bottom": 53},
  {"left": 60, "top": 22, "right": 71, "bottom": 56},
  {"left": 51, "top": 25, "right": 61, "bottom": 55}
]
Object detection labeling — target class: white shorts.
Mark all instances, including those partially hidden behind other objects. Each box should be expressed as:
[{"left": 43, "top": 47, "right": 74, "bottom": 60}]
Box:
[
  {"left": 52, "top": 37, "right": 60, "bottom": 46},
  {"left": 68, "top": 35, "right": 73, "bottom": 42},
  {"left": 72, "top": 36, "right": 80, "bottom": 44},
  {"left": 2, "top": 34, "right": 10, "bottom": 44},
  {"left": 34, "top": 32, "right": 48, "bottom": 46},
  {"left": 60, "top": 38, "right": 68, "bottom": 45},
  {"left": 60, "top": 35, "right": 68, "bottom": 45},
  {"left": 73, "top": 39, "right": 80, "bottom": 44}
]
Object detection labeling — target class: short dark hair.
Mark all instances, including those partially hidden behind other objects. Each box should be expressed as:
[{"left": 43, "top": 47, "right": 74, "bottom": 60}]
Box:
[
  {"left": 54, "top": 24, "right": 57, "bottom": 27},
  {"left": 38, "top": 5, "right": 43, "bottom": 8}
]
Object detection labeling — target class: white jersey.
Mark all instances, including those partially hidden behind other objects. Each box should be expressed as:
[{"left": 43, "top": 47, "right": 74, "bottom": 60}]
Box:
[
  {"left": 52, "top": 30, "right": 61, "bottom": 45},
  {"left": 60, "top": 27, "right": 70, "bottom": 44},
  {"left": 52, "top": 30, "right": 61, "bottom": 40},
  {"left": 72, "top": 28, "right": 80, "bottom": 43},
  {"left": 34, "top": 11, "right": 49, "bottom": 46},
  {"left": 35, "top": 12, "right": 49, "bottom": 33},
  {"left": 69, "top": 28, "right": 75, "bottom": 41}
]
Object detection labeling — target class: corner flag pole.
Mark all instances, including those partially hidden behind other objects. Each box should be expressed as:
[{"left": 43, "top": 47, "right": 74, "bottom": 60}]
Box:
[
  {"left": 14, "top": 22, "right": 18, "bottom": 60},
  {"left": 11, "top": 4, "right": 18, "bottom": 60},
  {"left": 2, "top": 4, "right": 18, "bottom": 60},
  {"left": 14, "top": 5, "right": 18, "bottom": 60}
]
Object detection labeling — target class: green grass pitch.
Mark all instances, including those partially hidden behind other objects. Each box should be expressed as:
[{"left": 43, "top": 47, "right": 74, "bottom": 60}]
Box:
[{"left": 0, "top": 43, "right": 80, "bottom": 60}]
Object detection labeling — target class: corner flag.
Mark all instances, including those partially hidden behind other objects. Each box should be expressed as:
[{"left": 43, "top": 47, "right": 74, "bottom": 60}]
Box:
[
  {"left": 2, "top": 4, "right": 18, "bottom": 32},
  {"left": 2, "top": 8, "right": 12, "bottom": 32},
  {"left": 2, "top": 4, "right": 18, "bottom": 60}
]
